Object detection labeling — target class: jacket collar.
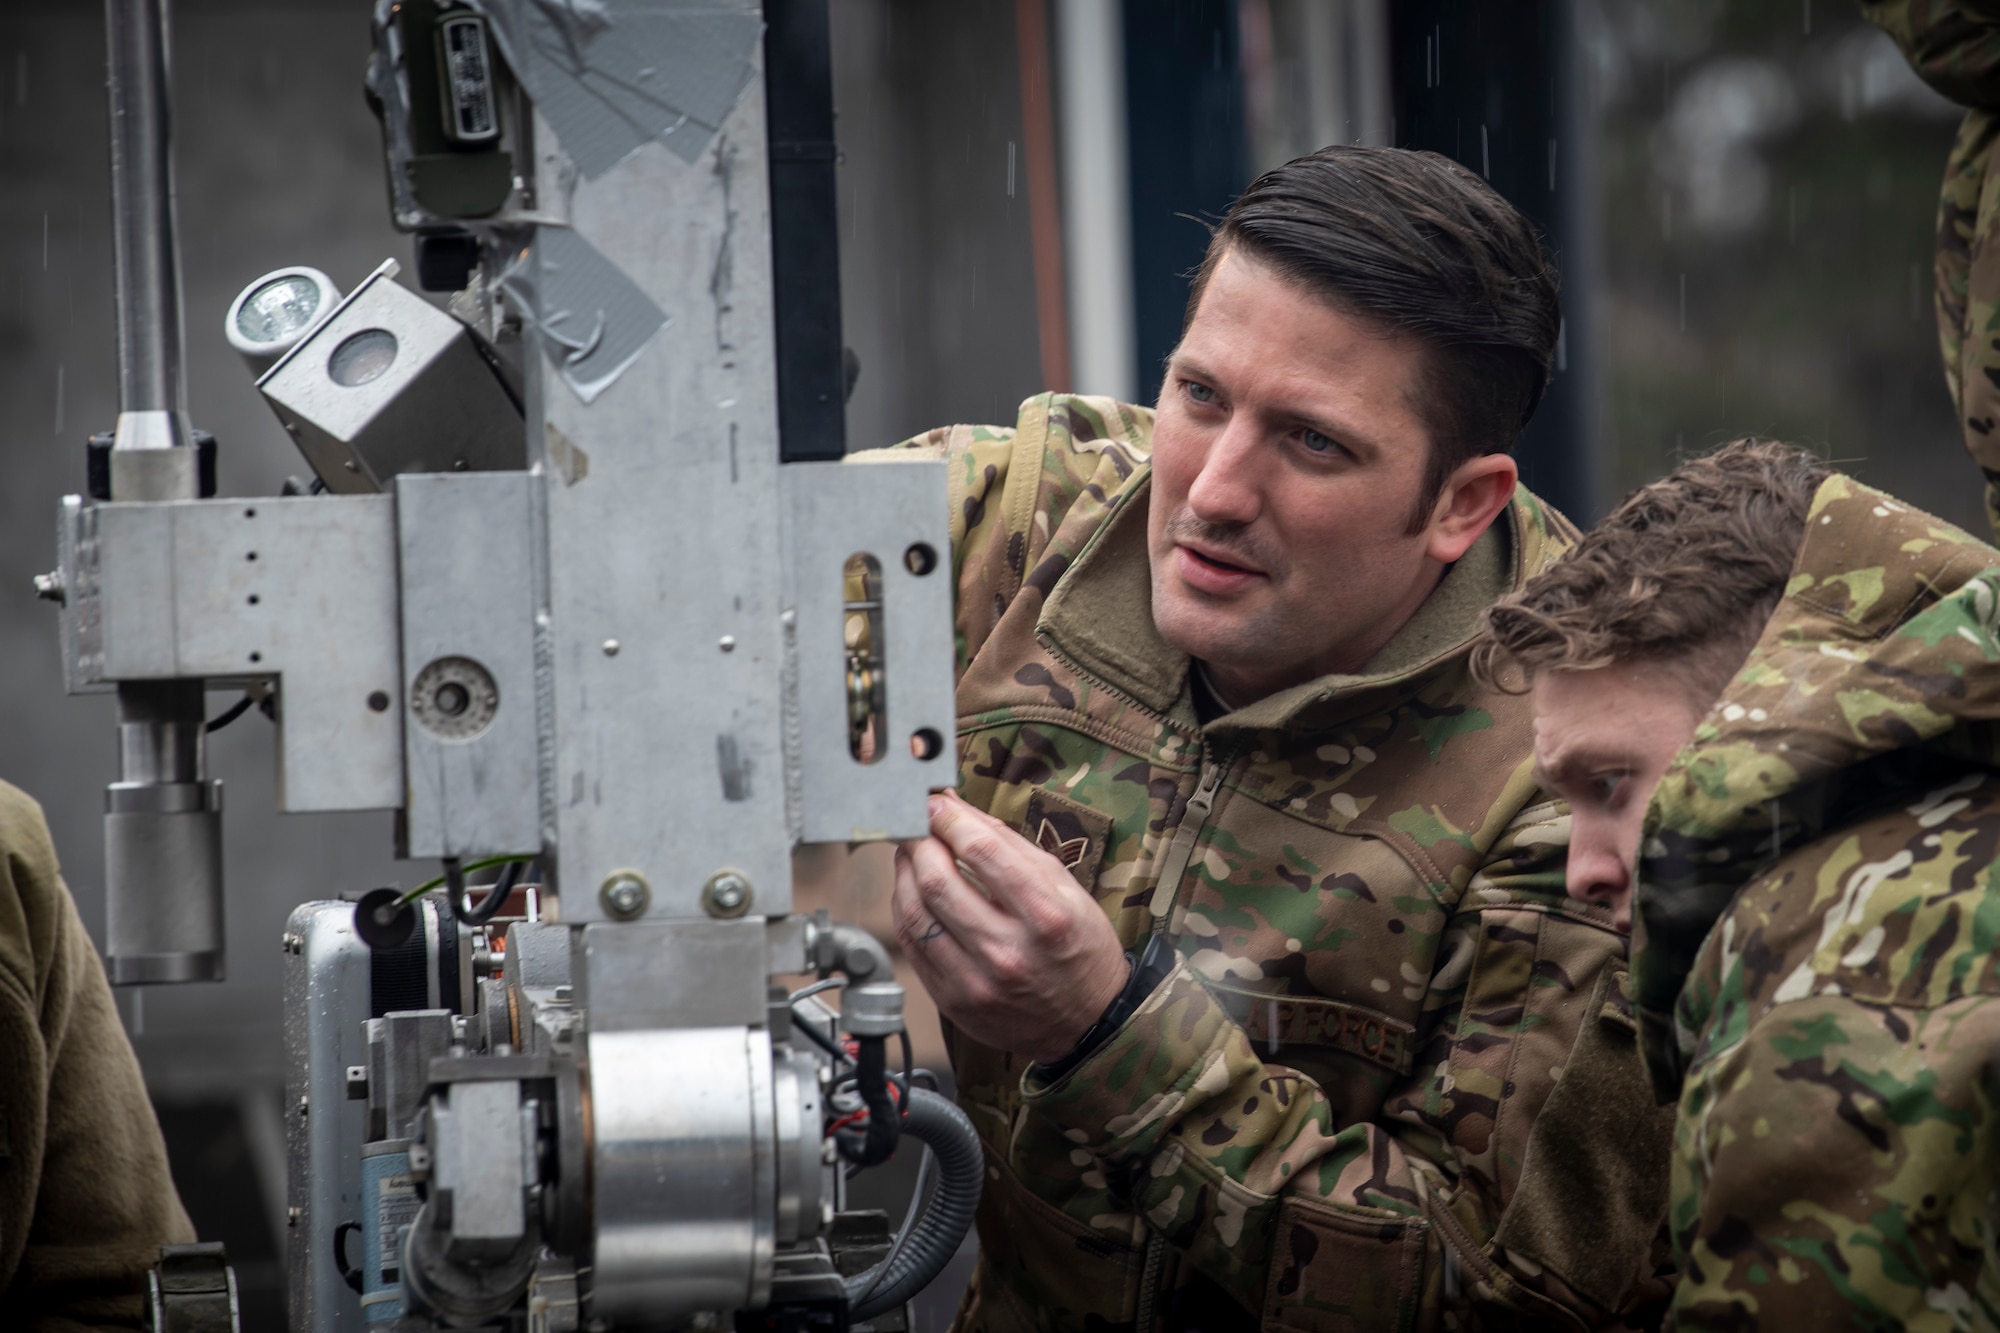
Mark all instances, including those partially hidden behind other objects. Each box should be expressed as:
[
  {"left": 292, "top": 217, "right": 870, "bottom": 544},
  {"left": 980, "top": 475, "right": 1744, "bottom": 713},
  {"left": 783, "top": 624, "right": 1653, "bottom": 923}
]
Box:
[{"left": 1037, "top": 465, "right": 1525, "bottom": 735}]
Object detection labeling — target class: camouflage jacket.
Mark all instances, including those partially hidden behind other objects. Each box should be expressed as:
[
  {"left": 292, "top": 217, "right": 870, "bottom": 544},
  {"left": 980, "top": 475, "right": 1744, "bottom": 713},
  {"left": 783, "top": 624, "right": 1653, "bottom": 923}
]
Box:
[
  {"left": 1865, "top": 0, "right": 2000, "bottom": 542},
  {"left": 1634, "top": 476, "right": 2000, "bottom": 1329},
  {"left": 874, "top": 394, "right": 1674, "bottom": 1332}
]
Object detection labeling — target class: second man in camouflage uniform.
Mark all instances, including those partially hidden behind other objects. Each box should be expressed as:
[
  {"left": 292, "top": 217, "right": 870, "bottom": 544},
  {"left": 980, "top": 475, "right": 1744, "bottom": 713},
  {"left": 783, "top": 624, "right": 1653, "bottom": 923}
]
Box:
[{"left": 1483, "top": 439, "right": 2000, "bottom": 1328}]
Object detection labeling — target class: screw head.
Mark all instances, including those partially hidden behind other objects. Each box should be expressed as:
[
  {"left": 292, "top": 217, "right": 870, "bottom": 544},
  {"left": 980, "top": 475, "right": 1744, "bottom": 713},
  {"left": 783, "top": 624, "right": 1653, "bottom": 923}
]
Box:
[
  {"left": 32, "top": 570, "right": 64, "bottom": 604},
  {"left": 600, "top": 870, "right": 649, "bottom": 920},
  {"left": 702, "top": 870, "right": 753, "bottom": 918}
]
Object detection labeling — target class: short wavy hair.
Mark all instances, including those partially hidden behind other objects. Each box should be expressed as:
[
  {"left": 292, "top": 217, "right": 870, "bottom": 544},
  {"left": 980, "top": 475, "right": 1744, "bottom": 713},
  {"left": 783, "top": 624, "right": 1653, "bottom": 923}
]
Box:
[
  {"left": 1186, "top": 146, "right": 1561, "bottom": 532},
  {"left": 1472, "top": 439, "right": 1831, "bottom": 693}
]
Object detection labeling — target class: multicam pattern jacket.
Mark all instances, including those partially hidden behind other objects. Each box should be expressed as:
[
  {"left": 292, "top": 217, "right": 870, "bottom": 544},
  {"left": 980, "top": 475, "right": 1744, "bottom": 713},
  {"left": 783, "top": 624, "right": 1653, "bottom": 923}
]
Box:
[
  {"left": 868, "top": 394, "right": 1674, "bottom": 1332},
  {"left": 1634, "top": 476, "right": 2000, "bottom": 1329},
  {"left": 1866, "top": 0, "right": 2000, "bottom": 542}
]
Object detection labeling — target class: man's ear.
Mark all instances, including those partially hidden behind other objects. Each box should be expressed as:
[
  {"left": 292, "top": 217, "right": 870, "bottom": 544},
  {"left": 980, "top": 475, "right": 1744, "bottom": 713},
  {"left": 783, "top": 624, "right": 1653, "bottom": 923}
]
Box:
[{"left": 1423, "top": 453, "right": 1518, "bottom": 564}]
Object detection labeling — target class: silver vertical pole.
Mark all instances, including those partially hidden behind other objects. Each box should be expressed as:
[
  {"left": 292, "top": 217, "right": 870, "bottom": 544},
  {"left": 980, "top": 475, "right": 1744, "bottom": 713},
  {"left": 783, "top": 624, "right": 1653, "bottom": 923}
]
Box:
[
  {"left": 105, "top": 0, "right": 196, "bottom": 474},
  {"left": 102, "top": 0, "right": 224, "bottom": 985}
]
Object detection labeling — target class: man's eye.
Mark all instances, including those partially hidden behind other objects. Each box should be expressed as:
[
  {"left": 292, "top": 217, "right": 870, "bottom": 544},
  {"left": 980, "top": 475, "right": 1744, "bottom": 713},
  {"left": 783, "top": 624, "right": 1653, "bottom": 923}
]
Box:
[
  {"left": 1184, "top": 380, "right": 1216, "bottom": 404},
  {"left": 1593, "top": 772, "right": 1628, "bottom": 801},
  {"left": 1302, "top": 428, "right": 1338, "bottom": 454}
]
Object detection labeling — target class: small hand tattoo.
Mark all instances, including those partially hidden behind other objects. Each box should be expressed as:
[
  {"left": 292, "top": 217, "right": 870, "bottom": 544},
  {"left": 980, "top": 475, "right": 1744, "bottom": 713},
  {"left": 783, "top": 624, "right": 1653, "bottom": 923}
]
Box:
[{"left": 917, "top": 921, "right": 946, "bottom": 948}]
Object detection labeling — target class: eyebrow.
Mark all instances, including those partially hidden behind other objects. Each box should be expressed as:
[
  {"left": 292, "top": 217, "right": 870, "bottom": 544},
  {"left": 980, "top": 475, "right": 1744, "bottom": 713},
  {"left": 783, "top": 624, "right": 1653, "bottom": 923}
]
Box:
[{"left": 1167, "top": 353, "right": 1387, "bottom": 461}]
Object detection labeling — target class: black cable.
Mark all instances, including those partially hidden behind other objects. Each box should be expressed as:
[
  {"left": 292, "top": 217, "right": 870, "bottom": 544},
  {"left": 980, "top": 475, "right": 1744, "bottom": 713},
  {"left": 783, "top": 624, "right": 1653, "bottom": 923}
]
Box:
[
  {"left": 446, "top": 857, "right": 526, "bottom": 927},
  {"left": 204, "top": 693, "right": 258, "bottom": 733},
  {"left": 893, "top": 1028, "right": 914, "bottom": 1108},
  {"left": 790, "top": 1004, "right": 851, "bottom": 1066},
  {"left": 850, "top": 1035, "right": 900, "bottom": 1167}
]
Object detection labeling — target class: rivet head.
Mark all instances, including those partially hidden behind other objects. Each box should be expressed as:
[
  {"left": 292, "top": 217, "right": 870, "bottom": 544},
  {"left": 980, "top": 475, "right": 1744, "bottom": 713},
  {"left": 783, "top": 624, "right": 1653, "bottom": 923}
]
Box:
[
  {"left": 600, "top": 870, "right": 649, "bottom": 920},
  {"left": 602, "top": 638, "right": 620, "bottom": 656},
  {"left": 702, "top": 870, "right": 753, "bottom": 918},
  {"left": 718, "top": 635, "right": 736, "bottom": 653}
]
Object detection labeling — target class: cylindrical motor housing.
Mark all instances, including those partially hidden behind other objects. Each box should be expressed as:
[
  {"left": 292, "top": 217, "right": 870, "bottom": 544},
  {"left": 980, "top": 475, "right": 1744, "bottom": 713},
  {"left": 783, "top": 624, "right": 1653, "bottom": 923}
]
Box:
[
  {"left": 587, "top": 1025, "right": 827, "bottom": 1322},
  {"left": 105, "top": 778, "right": 224, "bottom": 983},
  {"left": 105, "top": 680, "right": 223, "bottom": 984}
]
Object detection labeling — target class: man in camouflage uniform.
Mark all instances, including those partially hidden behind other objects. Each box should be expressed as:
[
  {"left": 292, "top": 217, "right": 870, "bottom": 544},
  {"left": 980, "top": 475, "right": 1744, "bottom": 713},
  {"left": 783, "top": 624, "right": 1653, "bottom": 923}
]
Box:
[
  {"left": 1482, "top": 439, "right": 2000, "bottom": 1328},
  {"left": 1867, "top": 0, "right": 2000, "bottom": 543},
  {"left": 868, "top": 148, "right": 1675, "bottom": 1330}
]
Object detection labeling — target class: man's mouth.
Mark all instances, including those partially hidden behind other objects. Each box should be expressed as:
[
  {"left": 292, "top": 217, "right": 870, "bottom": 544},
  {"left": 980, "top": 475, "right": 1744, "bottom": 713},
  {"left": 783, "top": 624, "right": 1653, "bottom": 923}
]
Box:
[
  {"left": 1175, "top": 542, "right": 1265, "bottom": 592},
  {"left": 1190, "top": 548, "right": 1252, "bottom": 574}
]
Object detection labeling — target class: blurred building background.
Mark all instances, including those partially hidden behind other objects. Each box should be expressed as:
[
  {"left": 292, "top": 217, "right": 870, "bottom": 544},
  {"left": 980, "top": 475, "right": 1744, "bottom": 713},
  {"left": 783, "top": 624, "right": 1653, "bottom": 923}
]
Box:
[{"left": 0, "top": 0, "right": 1972, "bottom": 1325}]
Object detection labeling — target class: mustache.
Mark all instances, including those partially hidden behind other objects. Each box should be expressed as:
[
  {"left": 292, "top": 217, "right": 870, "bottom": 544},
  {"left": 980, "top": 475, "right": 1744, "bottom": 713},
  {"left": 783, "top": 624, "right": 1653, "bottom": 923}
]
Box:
[{"left": 1162, "top": 509, "right": 1281, "bottom": 575}]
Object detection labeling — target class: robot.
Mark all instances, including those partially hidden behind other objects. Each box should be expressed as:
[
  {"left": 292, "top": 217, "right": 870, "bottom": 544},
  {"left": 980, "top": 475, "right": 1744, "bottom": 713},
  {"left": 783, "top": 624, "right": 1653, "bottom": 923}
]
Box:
[{"left": 43, "top": 2, "right": 978, "bottom": 1327}]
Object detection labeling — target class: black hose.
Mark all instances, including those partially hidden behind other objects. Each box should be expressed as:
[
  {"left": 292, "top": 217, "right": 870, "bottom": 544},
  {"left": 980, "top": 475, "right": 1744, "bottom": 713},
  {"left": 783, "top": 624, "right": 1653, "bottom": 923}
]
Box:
[
  {"left": 850, "top": 1035, "right": 900, "bottom": 1167},
  {"left": 844, "top": 1087, "right": 982, "bottom": 1322}
]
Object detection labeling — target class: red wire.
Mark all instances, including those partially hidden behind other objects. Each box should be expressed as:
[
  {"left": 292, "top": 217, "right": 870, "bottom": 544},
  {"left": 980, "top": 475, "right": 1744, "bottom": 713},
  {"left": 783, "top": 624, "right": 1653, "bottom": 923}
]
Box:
[{"left": 824, "top": 1079, "right": 903, "bottom": 1136}]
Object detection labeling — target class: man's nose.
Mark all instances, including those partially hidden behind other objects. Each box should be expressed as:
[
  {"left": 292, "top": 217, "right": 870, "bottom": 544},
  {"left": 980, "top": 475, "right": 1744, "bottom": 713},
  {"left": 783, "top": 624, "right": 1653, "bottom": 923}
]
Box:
[
  {"left": 1184, "top": 420, "right": 1263, "bottom": 526},
  {"left": 1565, "top": 835, "right": 1634, "bottom": 934}
]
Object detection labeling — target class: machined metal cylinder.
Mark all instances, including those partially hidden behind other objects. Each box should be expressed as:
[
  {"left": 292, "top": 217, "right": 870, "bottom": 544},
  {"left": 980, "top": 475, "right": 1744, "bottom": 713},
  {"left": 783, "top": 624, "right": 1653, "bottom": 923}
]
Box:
[
  {"left": 105, "top": 680, "right": 223, "bottom": 984},
  {"left": 588, "top": 1026, "right": 782, "bottom": 1320}
]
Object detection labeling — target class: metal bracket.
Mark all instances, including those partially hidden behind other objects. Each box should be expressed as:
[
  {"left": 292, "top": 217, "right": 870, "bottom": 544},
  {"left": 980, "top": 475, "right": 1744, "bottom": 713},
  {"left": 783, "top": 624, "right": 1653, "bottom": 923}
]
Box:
[
  {"left": 67, "top": 495, "right": 404, "bottom": 812},
  {"left": 395, "top": 472, "right": 540, "bottom": 857},
  {"left": 784, "top": 458, "right": 955, "bottom": 844}
]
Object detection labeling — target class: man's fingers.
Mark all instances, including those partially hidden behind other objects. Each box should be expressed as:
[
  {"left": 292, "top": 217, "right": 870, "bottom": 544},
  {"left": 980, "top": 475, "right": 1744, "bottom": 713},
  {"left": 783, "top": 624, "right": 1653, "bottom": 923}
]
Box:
[
  {"left": 927, "top": 791, "right": 1078, "bottom": 924},
  {"left": 899, "top": 834, "right": 1009, "bottom": 949},
  {"left": 890, "top": 846, "right": 980, "bottom": 988}
]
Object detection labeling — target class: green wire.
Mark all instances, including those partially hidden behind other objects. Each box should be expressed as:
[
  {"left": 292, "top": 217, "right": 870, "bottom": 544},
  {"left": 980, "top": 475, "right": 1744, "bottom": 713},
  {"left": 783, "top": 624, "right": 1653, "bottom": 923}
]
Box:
[{"left": 395, "top": 854, "right": 537, "bottom": 908}]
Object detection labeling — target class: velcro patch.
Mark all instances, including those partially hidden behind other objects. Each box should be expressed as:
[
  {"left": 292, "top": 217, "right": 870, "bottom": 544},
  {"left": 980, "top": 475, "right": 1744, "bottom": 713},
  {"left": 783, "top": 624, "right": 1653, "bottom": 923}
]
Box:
[
  {"left": 1019, "top": 788, "right": 1112, "bottom": 891},
  {"left": 1207, "top": 980, "right": 1416, "bottom": 1075}
]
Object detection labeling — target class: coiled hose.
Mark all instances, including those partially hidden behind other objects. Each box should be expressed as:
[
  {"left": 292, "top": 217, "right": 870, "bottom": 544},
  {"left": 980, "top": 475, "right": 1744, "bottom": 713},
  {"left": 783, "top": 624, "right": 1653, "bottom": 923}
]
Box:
[{"left": 844, "top": 1087, "right": 982, "bottom": 1321}]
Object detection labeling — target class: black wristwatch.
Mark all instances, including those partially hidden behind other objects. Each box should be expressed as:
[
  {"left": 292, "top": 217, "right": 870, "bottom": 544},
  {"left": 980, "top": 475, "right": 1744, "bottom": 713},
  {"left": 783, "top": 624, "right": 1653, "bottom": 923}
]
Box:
[{"left": 1034, "top": 934, "right": 1179, "bottom": 1083}]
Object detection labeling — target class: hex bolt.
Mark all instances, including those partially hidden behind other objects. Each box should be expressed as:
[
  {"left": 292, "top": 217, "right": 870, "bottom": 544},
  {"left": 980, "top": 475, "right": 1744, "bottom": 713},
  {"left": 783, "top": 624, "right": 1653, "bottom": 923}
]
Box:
[
  {"left": 702, "top": 870, "right": 753, "bottom": 918},
  {"left": 32, "top": 570, "right": 64, "bottom": 604},
  {"left": 600, "top": 870, "right": 650, "bottom": 920}
]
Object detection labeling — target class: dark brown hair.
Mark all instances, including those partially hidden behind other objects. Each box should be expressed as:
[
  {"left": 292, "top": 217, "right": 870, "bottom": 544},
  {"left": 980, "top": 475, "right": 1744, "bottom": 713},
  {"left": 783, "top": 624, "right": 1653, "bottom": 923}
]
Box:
[
  {"left": 1185, "top": 146, "right": 1561, "bottom": 529},
  {"left": 1472, "top": 439, "right": 1831, "bottom": 694}
]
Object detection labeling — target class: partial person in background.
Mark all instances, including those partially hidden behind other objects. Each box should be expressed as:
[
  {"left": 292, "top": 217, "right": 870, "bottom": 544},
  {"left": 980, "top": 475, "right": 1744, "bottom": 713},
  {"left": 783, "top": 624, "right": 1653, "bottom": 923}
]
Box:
[
  {"left": 0, "top": 779, "right": 194, "bottom": 1330},
  {"left": 1481, "top": 439, "right": 2000, "bottom": 1329},
  {"left": 1868, "top": 0, "right": 2000, "bottom": 543}
]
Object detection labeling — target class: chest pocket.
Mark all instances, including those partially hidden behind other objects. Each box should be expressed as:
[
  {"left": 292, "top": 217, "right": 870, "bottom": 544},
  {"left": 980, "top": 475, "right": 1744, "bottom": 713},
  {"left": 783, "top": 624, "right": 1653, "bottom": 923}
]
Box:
[
  {"left": 1204, "top": 979, "right": 1417, "bottom": 1077},
  {"left": 1016, "top": 787, "right": 1113, "bottom": 891}
]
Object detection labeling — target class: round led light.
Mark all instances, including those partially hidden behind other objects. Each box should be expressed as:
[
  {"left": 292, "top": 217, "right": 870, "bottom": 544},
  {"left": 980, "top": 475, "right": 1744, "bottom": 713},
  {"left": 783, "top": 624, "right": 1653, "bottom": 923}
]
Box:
[
  {"left": 328, "top": 329, "right": 399, "bottom": 387},
  {"left": 224, "top": 265, "right": 342, "bottom": 375},
  {"left": 235, "top": 274, "right": 322, "bottom": 344}
]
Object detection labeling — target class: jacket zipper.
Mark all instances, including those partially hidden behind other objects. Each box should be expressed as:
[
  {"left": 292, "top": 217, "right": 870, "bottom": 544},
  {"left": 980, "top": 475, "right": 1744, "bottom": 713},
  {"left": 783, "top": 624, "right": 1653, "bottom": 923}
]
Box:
[
  {"left": 1147, "top": 751, "right": 1230, "bottom": 933},
  {"left": 1133, "top": 1230, "right": 1171, "bottom": 1333},
  {"left": 1131, "top": 750, "right": 1229, "bottom": 1330}
]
